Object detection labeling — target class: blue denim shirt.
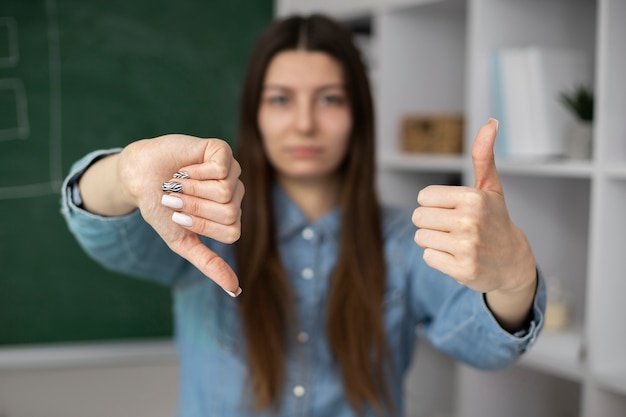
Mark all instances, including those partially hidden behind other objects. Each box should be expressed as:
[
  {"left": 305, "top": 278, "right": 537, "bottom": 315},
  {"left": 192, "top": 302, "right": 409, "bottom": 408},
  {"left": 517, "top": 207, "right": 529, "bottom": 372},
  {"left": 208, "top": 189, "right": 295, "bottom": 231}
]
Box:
[{"left": 61, "top": 149, "right": 546, "bottom": 417}]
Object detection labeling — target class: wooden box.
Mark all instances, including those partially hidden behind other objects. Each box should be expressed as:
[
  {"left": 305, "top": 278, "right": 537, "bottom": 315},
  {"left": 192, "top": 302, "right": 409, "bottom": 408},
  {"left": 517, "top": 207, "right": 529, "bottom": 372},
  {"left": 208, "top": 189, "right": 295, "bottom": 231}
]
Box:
[{"left": 401, "top": 115, "right": 464, "bottom": 154}]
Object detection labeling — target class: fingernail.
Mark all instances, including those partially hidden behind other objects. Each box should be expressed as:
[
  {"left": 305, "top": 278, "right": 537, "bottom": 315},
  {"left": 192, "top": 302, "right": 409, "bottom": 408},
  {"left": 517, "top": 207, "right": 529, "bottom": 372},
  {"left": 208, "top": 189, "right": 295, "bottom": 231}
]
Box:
[
  {"left": 172, "top": 212, "right": 193, "bottom": 227},
  {"left": 161, "top": 194, "right": 183, "bottom": 209},
  {"left": 172, "top": 171, "right": 189, "bottom": 179},
  {"left": 224, "top": 287, "right": 242, "bottom": 297},
  {"left": 162, "top": 181, "right": 183, "bottom": 193},
  {"left": 488, "top": 117, "right": 499, "bottom": 132}
]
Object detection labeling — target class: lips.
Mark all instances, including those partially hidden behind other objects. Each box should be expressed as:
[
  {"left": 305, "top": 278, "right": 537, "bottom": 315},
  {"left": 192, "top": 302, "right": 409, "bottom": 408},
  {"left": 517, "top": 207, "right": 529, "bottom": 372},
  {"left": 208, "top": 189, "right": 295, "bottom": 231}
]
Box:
[{"left": 286, "top": 146, "right": 324, "bottom": 158}]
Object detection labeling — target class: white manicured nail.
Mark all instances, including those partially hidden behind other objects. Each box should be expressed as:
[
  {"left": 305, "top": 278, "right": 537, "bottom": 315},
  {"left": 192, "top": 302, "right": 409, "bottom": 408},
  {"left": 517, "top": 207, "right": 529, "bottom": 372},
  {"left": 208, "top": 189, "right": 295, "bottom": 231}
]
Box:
[
  {"left": 172, "top": 212, "right": 193, "bottom": 227},
  {"left": 224, "top": 287, "right": 243, "bottom": 297},
  {"left": 488, "top": 117, "right": 499, "bottom": 132},
  {"left": 161, "top": 194, "right": 183, "bottom": 209}
]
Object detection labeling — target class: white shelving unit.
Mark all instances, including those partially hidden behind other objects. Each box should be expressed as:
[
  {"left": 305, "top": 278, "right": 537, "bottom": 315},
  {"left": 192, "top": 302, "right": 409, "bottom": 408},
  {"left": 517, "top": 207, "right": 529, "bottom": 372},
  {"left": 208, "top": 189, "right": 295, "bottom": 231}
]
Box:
[{"left": 277, "top": 0, "right": 625, "bottom": 416}]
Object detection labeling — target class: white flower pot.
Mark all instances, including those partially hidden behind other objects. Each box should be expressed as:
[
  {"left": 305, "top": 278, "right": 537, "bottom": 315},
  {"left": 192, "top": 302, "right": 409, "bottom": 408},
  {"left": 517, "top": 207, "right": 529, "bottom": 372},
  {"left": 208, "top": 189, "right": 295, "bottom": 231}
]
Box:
[{"left": 565, "top": 121, "right": 593, "bottom": 159}]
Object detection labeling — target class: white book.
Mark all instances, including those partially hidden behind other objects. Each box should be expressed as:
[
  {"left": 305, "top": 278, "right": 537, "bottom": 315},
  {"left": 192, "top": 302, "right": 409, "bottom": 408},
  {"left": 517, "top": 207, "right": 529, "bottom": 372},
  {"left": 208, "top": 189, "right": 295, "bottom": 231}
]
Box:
[
  {"left": 527, "top": 47, "right": 592, "bottom": 158},
  {"left": 489, "top": 52, "right": 510, "bottom": 158},
  {"left": 501, "top": 48, "right": 535, "bottom": 158},
  {"left": 490, "top": 47, "right": 591, "bottom": 159},
  {"left": 490, "top": 48, "right": 535, "bottom": 159}
]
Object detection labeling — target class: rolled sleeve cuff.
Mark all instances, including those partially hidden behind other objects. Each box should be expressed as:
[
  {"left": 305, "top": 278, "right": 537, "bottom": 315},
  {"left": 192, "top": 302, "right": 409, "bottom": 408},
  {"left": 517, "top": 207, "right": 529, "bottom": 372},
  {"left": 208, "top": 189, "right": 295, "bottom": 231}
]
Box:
[{"left": 426, "top": 269, "right": 547, "bottom": 370}]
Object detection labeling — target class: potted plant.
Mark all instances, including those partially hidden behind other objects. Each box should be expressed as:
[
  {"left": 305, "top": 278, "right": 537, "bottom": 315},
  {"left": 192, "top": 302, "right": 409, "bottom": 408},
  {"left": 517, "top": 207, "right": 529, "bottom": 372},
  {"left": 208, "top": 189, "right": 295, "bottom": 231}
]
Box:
[{"left": 559, "top": 85, "right": 594, "bottom": 159}]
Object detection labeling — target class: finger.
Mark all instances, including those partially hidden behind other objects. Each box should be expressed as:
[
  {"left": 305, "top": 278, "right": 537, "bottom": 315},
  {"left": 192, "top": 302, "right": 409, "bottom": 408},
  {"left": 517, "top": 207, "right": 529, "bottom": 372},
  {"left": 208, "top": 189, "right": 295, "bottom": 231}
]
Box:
[
  {"left": 180, "top": 198, "right": 241, "bottom": 228},
  {"left": 169, "top": 236, "right": 242, "bottom": 297},
  {"left": 412, "top": 206, "right": 458, "bottom": 232},
  {"left": 414, "top": 228, "right": 458, "bottom": 254},
  {"left": 421, "top": 246, "right": 478, "bottom": 286},
  {"left": 170, "top": 210, "right": 241, "bottom": 243},
  {"left": 162, "top": 181, "right": 243, "bottom": 225},
  {"left": 472, "top": 118, "right": 503, "bottom": 194},
  {"left": 180, "top": 139, "right": 235, "bottom": 180},
  {"left": 421, "top": 248, "right": 459, "bottom": 279},
  {"left": 167, "top": 166, "right": 242, "bottom": 204},
  {"left": 417, "top": 185, "right": 467, "bottom": 209}
]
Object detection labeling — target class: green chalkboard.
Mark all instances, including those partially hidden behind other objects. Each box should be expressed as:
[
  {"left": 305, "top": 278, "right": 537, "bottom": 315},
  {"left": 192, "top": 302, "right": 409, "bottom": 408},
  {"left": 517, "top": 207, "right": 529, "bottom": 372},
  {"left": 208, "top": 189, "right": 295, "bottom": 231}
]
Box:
[{"left": 0, "top": 0, "right": 272, "bottom": 345}]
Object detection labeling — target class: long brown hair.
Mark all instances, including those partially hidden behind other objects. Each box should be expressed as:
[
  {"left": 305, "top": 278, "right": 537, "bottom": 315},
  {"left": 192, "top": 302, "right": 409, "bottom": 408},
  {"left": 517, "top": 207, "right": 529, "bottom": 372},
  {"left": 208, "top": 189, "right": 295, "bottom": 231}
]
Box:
[{"left": 234, "top": 14, "right": 391, "bottom": 415}]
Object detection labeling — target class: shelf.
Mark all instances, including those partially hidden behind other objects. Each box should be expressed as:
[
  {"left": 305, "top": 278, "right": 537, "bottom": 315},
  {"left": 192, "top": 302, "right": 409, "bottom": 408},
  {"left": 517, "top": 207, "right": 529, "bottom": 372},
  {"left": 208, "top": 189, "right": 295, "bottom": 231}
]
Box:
[
  {"left": 518, "top": 326, "right": 585, "bottom": 382},
  {"left": 382, "top": 0, "right": 466, "bottom": 13},
  {"left": 277, "top": 0, "right": 622, "bottom": 415},
  {"left": 276, "top": 0, "right": 377, "bottom": 18},
  {"left": 378, "top": 153, "right": 465, "bottom": 173},
  {"left": 495, "top": 159, "right": 594, "bottom": 178},
  {"left": 603, "top": 163, "right": 626, "bottom": 180},
  {"left": 594, "top": 368, "right": 626, "bottom": 396}
]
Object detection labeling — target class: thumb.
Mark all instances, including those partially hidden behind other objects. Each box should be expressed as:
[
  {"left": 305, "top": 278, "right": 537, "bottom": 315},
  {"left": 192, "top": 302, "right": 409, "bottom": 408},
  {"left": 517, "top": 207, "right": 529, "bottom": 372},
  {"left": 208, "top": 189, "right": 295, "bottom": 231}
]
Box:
[
  {"left": 472, "top": 118, "right": 503, "bottom": 194},
  {"left": 170, "top": 236, "right": 242, "bottom": 297}
]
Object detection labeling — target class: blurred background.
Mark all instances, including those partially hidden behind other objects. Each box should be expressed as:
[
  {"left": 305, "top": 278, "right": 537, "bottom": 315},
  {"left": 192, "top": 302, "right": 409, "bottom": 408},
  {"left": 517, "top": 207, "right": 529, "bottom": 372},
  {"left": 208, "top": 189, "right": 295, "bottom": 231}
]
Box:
[{"left": 2, "top": 0, "right": 626, "bottom": 416}]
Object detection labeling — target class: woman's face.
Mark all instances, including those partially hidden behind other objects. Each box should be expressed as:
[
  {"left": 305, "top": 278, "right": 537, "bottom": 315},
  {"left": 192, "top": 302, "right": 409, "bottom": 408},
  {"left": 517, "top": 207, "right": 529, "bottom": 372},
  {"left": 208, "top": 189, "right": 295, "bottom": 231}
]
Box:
[{"left": 258, "top": 50, "right": 352, "bottom": 185}]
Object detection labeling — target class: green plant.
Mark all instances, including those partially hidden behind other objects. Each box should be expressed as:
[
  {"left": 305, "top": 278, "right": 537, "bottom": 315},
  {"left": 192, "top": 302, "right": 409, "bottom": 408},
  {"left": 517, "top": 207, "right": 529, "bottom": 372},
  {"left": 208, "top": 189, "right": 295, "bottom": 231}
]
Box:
[{"left": 559, "top": 85, "right": 594, "bottom": 122}]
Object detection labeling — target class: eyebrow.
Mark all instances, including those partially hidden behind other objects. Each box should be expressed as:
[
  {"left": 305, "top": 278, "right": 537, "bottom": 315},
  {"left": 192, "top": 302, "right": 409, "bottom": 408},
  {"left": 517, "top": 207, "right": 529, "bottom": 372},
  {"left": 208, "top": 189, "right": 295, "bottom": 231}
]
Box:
[{"left": 262, "top": 83, "right": 345, "bottom": 92}]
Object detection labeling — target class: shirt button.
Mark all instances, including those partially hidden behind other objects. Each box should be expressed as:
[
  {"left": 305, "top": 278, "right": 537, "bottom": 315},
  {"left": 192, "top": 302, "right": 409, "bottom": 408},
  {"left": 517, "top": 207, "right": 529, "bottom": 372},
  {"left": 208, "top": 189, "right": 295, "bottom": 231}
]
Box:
[
  {"left": 301, "top": 228, "right": 315, "bottom": 240},
  {"left": 293, "top": 385, "right": 306, "bottom": 397},
  {"left": 301, "top": 268, "right": 314, "bottom": 280},
  {"left": 297, "top": 331, "right": 309, "bottom": 343}
]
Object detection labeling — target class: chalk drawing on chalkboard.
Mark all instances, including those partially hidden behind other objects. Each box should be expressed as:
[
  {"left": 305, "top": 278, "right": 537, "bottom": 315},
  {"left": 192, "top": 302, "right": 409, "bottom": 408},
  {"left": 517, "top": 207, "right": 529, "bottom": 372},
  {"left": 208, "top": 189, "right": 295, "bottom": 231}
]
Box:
[
  {"left": 0, "top": 17, "right": 19, "bottom": 68},
  {"left": 0, "top": 78, "right": 29, "bottom": 141},
  {"left": 0, "top": 0, "right": 62, "bottom": 200}
]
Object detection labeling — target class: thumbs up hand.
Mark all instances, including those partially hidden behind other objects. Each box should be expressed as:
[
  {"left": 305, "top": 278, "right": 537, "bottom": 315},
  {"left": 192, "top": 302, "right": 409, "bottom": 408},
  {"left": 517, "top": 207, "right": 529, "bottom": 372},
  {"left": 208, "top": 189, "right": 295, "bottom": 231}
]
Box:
[{"left": 412, "top": 119, "right": 537, "bottom": 328}]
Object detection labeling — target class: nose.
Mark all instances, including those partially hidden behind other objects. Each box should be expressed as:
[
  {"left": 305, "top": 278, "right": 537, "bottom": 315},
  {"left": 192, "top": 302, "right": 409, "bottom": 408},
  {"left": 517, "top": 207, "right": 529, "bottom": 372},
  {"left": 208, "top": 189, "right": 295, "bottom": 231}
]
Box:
[{"left": 295, "top": 98, "right": 315, "bottom": 135}]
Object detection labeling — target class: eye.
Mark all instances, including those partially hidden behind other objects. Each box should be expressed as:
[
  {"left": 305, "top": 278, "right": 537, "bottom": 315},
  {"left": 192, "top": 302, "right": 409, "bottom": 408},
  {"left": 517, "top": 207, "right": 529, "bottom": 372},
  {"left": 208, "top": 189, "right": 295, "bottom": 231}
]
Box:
[
  {"left": 266, "top": 95, "right": 290, "bottom": 106},
  {"left": 319, "top": 94, "right": 345, "bottom": 105}
]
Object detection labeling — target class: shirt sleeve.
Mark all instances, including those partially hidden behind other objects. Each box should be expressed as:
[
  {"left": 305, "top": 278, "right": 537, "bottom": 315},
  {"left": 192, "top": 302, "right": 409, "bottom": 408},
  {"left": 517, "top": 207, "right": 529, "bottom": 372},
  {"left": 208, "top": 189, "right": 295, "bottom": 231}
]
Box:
[
  {"left": 60, "top": 149, "right": 198, "bottom": 286},
  {"left": 402, "top": 220, "right": 546, "bottom": 370}
]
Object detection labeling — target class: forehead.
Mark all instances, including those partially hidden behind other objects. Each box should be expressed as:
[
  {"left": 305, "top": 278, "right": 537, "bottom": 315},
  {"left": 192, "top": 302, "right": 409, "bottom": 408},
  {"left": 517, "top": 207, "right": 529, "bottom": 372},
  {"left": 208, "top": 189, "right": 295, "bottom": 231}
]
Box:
[{"left": 264, "top": 50, "right": 344, "bottom": 87}]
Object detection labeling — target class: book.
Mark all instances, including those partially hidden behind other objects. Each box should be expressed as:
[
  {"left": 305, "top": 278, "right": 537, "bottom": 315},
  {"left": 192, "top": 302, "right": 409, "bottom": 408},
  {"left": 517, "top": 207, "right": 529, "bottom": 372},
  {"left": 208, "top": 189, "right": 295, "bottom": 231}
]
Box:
[{"left": 490, "top": 46, "right": 592, "bottom": 160}]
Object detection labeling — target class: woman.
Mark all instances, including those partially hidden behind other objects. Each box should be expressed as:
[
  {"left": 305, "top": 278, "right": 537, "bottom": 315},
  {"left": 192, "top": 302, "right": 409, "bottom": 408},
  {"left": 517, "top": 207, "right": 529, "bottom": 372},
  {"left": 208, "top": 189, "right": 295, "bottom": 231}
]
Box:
[{"left": 61, "top": 14, "right": 545, "bottom": 417}]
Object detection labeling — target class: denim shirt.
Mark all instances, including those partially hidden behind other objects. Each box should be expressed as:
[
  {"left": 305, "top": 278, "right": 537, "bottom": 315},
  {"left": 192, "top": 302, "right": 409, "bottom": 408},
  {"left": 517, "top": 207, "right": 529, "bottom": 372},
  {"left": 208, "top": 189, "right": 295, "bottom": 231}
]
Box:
[{"left": 61, "top": 149, "right": 546, "bottom": 417}]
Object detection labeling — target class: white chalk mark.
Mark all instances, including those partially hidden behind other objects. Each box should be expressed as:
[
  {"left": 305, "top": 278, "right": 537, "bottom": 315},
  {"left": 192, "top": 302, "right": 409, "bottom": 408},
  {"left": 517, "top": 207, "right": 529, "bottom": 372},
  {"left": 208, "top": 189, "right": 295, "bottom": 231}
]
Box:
[
  {"left": 0, "top": 78, "right": 30, "bottom": 141},
  {"left": 0, "top": 17, "right": 19, "bottom": 68},
  {"left": 0, "top": 0, "right": 63, "bottom": 200}
]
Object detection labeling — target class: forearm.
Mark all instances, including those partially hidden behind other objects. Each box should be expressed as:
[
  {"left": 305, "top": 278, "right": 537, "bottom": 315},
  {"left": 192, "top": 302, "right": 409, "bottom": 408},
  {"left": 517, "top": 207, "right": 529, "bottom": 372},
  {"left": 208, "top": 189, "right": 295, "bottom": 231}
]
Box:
[{"left": 79, "top": 152, "right": 137, "bottom": 216}]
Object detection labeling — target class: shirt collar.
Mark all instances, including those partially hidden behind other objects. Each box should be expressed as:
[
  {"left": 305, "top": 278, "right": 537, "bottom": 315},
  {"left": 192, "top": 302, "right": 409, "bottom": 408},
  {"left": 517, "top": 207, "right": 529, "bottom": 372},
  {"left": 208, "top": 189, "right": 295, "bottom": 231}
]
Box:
[{"left": 273, "top": 182, "right": 341, "bottom": 241}]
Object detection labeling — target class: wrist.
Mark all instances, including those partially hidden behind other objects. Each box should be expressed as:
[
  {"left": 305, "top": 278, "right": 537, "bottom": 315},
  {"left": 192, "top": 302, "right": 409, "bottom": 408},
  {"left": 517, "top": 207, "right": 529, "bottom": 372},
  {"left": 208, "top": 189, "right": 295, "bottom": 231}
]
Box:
[
  {"left": 499, "top": 227, "right": 537, "bottom": 294},
  {"left": 485, "top": 229, "right": 538, "bottom": 332},
  {"left": 79, "top": 152, "right": 137, "bottom": 216},
  {"left": 485, "top": 269, "right": 538, "bottom": 332}
]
